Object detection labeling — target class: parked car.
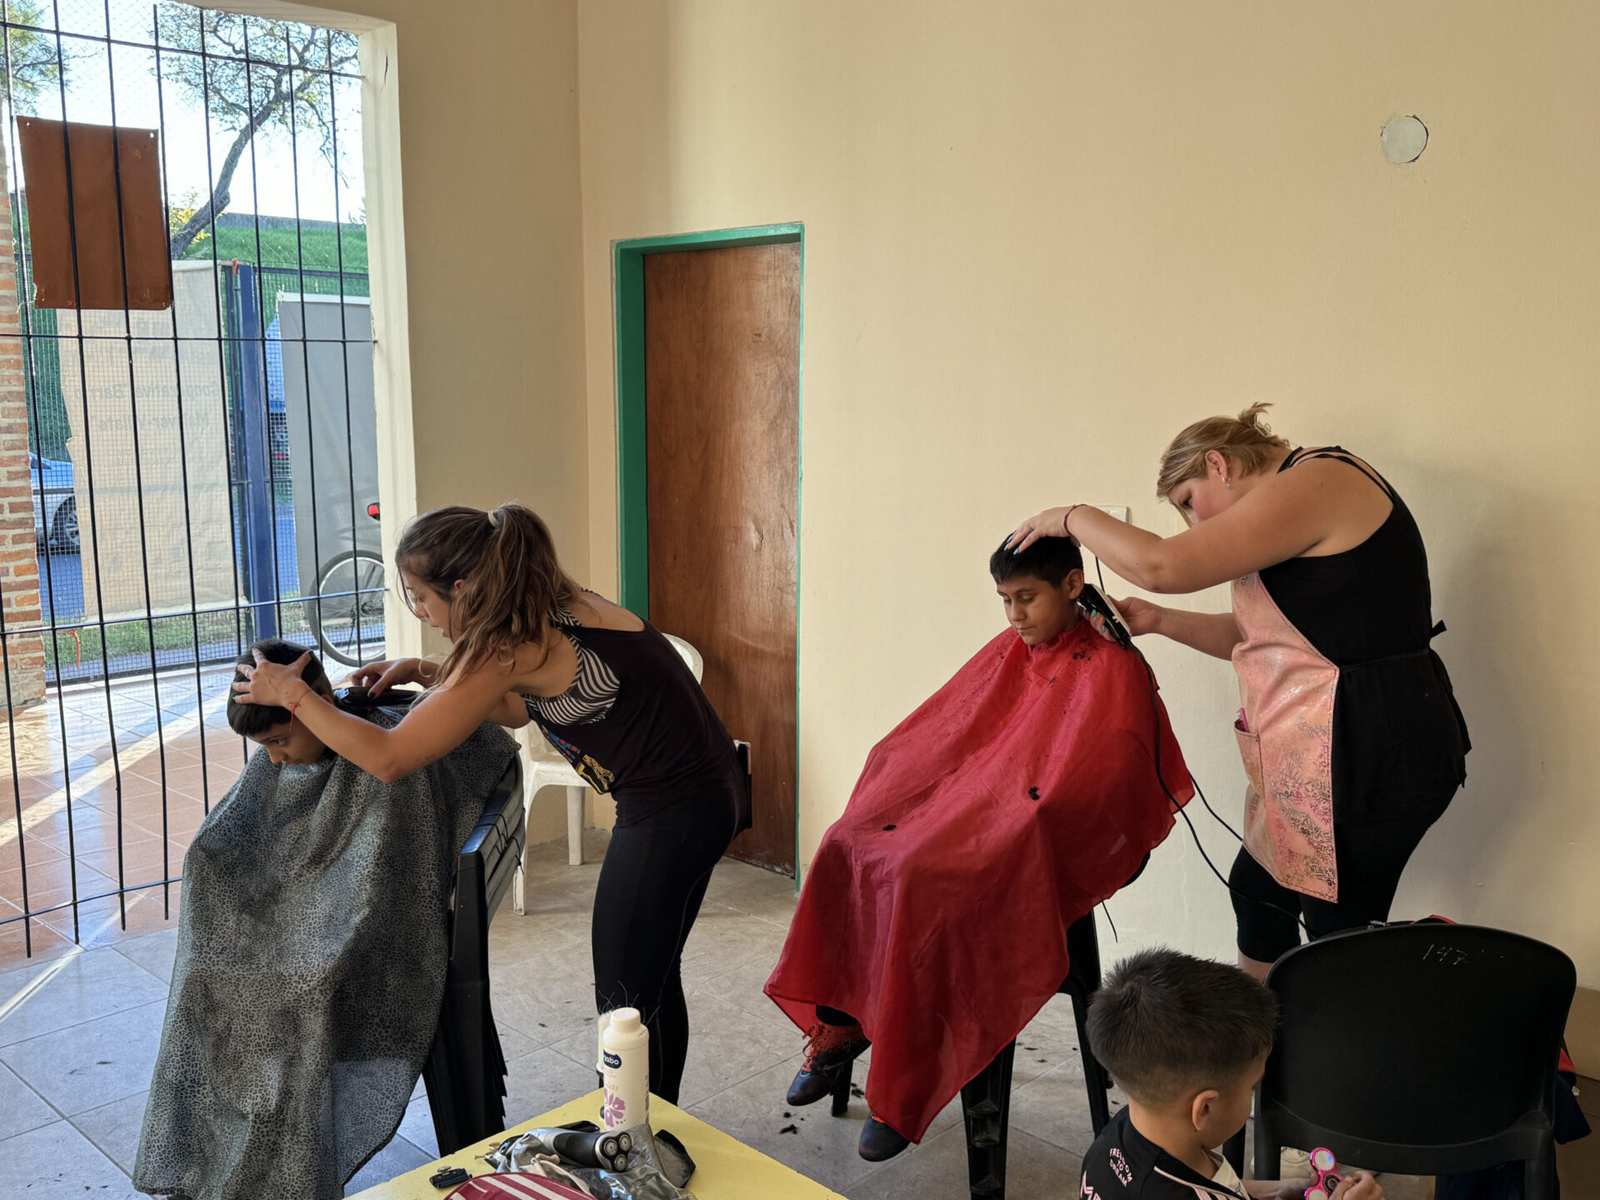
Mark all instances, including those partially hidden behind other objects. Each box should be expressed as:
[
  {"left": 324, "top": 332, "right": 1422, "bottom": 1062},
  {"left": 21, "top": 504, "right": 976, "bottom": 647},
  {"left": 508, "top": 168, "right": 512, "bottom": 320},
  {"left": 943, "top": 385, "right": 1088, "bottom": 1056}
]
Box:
[{"left": 28, "top": 452, "right": 78, "bottom": 553}]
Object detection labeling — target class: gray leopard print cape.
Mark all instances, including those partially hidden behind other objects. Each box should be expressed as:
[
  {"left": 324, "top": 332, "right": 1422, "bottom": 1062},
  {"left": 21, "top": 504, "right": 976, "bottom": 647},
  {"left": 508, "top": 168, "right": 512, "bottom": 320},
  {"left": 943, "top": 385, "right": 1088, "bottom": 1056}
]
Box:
[{"left": 132, "top": 713, "right": 518, "bottom": 1200}]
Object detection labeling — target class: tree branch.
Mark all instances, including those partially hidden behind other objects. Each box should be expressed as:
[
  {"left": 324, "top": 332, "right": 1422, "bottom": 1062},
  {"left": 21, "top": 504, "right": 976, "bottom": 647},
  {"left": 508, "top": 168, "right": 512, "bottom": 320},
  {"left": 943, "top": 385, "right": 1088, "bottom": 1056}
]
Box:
[{"left": 167, "top": 81, "right": 292, "bottom": 258}]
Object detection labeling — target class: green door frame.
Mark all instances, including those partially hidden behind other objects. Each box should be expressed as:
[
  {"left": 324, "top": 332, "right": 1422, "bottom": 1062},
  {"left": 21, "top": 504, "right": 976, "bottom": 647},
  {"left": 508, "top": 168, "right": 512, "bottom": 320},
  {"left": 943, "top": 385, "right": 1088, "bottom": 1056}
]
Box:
[
  {"left": 611, "top": 222, "right": 805, "bottom": 877},
  {"left": 612, "top": 222, "right": 804, "bottom": 615}
]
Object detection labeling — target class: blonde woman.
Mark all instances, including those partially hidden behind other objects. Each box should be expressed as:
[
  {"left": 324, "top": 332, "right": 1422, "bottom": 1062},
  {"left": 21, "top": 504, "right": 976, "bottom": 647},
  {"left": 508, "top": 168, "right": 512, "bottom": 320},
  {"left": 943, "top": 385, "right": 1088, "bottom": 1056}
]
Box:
[{"left": 1008, "top": 406, "right": 1469, "bottom": 978}]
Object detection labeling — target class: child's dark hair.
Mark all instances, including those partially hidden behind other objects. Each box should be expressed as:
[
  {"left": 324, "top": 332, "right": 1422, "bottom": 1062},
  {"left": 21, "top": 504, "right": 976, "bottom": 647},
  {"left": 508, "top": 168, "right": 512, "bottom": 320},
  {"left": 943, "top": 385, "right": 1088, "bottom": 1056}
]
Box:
[
  {"left": 989, "top": 534, "right": 1084, "bottom": 586},
  {"left": 226, "top": 639, "right": 332, "bottom": 737},
  {"left": 1087, "top": 947, "right": 1278, "bottom": 1105}
]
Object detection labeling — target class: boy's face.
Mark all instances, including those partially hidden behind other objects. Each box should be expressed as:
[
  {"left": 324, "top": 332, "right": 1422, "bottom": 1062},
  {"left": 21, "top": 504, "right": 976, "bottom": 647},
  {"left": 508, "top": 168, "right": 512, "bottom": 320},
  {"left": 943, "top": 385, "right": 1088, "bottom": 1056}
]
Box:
[
  {"left": 1191, "top": 1053, "right": 1267, "bottom": 1149},
  {"left": 995, "top": 569, "right": 1084, "bottom": 646},
  {"left": 249, "top": 718, "right": 328, "bottom": 767}
]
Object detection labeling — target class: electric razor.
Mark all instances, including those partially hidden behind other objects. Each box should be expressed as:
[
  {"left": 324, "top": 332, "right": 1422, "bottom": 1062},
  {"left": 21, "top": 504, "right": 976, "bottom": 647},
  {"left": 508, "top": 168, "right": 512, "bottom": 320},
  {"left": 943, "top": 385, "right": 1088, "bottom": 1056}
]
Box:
[
  {"left": 1078, "top": 583, "right": 1133, "bottom": 650},
  {"left": 534, "top": 1126, "right": 633, "bottom": 1172}
]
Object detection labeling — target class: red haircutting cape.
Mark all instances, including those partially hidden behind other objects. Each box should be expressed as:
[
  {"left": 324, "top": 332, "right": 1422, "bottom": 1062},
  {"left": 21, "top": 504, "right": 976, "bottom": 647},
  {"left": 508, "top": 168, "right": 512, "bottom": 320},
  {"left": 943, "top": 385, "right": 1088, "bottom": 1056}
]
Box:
[{"left": 765, "top": 620, "right": 1193, "bottom": 1141}]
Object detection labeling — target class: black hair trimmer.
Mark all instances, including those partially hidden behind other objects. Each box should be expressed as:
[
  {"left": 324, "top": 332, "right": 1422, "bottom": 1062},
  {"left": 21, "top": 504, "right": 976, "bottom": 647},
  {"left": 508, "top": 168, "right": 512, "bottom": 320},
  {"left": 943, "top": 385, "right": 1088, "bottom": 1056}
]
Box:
[
  {"left": 532, "top": 1126, "right": 633, "bottom": 1172},
  {"left": 1077, "top": 583, "right": 1134, "bottom": 650}
]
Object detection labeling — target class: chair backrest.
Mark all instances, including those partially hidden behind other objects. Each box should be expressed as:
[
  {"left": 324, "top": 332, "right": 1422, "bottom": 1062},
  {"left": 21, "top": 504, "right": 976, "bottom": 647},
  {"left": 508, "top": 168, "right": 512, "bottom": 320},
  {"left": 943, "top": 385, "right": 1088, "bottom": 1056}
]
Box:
[
  {"left": 663, "top": 632, "right": 704, "bottom": 682},
  {"left": 459, "top": 753, "right": 526, "bottom": 927},
  {"left": 1263, "top": 923, "right": 1575, "bottom": 1147}
]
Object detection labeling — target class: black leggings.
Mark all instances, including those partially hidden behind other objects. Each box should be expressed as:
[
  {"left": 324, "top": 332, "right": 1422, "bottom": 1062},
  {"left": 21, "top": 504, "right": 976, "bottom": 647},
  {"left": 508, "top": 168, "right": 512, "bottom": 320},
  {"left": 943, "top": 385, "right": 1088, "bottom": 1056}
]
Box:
[
  {"left": 1229, "top": 813, "right": 1440, "bottom": 964},
  {"left": 592, "top": 791, "right": 737, "bottom": 1103}
]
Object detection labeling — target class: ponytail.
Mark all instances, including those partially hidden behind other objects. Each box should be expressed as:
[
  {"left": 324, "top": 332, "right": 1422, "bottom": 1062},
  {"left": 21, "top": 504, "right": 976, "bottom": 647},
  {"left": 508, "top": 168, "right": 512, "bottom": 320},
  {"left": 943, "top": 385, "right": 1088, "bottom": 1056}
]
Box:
[
  {"left": 395, "top": 503, "right": 578, "bottom": 685},
  {"left": 1155, "top": 403, "right": 1291, "bottom": 501}
]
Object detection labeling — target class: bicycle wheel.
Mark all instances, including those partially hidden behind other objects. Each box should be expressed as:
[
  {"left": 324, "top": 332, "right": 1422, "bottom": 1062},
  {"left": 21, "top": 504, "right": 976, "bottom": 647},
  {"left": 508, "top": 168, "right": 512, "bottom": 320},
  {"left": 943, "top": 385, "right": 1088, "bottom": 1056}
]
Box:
[{"left": 314, "top": 549, "right": 388, "bottom": 667}]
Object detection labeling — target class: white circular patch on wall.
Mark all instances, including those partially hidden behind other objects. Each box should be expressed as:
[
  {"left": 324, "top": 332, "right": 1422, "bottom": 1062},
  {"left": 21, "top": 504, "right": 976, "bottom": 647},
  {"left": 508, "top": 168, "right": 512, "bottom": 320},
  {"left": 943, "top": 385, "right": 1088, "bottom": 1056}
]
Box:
[{"left": 1381, "top": 115, "right": 1429, "bottom": 164}]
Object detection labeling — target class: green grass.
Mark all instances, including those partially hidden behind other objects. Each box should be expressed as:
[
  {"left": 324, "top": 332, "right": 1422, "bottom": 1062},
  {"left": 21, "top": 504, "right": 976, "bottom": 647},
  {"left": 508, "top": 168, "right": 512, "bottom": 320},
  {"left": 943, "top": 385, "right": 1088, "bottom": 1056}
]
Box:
[
  {"left": 46, "top": 620, "right": 201, "bottom": 669},
  {"left": 41, "top": 609, "right": 315, "bottom": 674},
  {"left": 182, "top": 221, "right": 369, "bottom": 274}
]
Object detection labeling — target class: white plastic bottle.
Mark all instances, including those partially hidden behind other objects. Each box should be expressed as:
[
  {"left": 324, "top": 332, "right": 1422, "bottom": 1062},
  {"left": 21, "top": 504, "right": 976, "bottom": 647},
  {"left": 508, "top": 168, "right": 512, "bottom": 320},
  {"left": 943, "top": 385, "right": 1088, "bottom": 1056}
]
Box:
[{"left": 599, "top": 1007, "right": 650, "bottom": 1131}]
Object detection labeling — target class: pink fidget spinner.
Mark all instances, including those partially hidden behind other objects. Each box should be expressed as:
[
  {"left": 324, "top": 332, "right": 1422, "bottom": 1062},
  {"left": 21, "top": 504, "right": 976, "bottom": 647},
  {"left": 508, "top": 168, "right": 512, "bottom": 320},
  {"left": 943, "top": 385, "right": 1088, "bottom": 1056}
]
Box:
[{"left": 1304, "top": 1148, "right": 1342, "bottom": 1200}]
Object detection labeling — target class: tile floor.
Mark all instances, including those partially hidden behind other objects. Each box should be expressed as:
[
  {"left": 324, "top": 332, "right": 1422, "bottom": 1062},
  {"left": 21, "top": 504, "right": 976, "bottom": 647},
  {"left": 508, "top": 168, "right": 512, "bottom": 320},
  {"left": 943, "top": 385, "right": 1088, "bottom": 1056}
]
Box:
[
  {"left": 0, "top": 829, "right": 1128, "bottom": 1198},
  {"left": 0, "top": 825, "right": 1589, "bottom": 1197},
  {"left": 1, "top": 669, "right": 243, "bottom": 970}
]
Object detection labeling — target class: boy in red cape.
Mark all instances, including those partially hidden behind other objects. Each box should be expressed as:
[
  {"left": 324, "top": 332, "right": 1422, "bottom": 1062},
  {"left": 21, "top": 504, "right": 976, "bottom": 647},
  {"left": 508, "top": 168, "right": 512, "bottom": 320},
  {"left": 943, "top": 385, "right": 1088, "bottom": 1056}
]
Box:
[{"left": 765, "top": 535, "right": 1194, "bottom": 1160}]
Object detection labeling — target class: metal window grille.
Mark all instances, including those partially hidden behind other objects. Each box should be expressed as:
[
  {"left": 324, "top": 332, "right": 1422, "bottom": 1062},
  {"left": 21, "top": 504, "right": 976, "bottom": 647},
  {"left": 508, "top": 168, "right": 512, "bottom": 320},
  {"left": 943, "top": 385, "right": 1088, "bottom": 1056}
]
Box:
[{"left": 0, "top": 0, "right": 382, "bottom": 961}]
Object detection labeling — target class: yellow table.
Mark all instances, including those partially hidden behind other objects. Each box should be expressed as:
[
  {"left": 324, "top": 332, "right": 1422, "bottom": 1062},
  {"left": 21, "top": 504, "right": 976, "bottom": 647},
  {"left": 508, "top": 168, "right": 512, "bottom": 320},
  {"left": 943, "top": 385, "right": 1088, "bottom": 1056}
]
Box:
[{"left": 350, "top": 1090, "right": 845, "bottom": 1199}]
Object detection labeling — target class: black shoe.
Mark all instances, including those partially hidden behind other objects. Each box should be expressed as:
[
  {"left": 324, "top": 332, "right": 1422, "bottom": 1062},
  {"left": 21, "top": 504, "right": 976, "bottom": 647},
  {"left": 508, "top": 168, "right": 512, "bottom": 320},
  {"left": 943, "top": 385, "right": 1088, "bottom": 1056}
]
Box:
[
  {"left": 858, "top": 1115, "right": 910, "bottom": 1162},
  {"left": 786, "top": 1021, "right": 869, "bottom": 1107}
]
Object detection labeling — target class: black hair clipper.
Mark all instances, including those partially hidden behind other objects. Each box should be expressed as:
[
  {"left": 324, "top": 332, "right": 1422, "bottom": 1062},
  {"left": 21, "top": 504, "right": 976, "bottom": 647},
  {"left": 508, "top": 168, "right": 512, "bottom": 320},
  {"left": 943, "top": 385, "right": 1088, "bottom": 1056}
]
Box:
[
  {"left": 1077, "top": 584, "right": 1134, "bottom": 650},
  {"left": 333, "top": 684, "right": 423, "bottom": 710},
  {"left": 536, "top": 1126, "right": 633, "bottom": 1172}
]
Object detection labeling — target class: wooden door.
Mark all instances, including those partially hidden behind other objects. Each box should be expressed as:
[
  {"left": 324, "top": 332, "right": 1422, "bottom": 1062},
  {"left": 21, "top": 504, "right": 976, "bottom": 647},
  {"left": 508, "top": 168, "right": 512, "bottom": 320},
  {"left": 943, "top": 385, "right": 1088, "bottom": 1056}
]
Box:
[{"left": 644, "top": 242, "right": 799, "bottom": 873}]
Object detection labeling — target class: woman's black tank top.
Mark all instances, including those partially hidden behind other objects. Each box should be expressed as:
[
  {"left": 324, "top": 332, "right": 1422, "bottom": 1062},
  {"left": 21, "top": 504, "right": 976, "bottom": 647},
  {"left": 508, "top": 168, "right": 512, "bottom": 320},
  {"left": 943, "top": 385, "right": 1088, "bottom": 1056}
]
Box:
[
  {"left": 1261, "top": 448, "right": 1470, "bottom": 825},
  {"left": 524, "top": 620, "right": 741, "bottom": 827}
]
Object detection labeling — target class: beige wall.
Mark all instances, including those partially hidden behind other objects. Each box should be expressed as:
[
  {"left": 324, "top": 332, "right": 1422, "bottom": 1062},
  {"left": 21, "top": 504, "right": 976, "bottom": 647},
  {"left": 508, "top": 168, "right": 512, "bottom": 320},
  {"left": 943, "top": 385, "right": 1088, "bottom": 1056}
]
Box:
[
  {"left": 278, "top": 0, "right": 588, "bottom": 840},
  {"left": 575, "top": 2, "right": 1600, "bottom": 984},
  {"left": 326, "top": 0, "right": 587, "bottom": 553}
]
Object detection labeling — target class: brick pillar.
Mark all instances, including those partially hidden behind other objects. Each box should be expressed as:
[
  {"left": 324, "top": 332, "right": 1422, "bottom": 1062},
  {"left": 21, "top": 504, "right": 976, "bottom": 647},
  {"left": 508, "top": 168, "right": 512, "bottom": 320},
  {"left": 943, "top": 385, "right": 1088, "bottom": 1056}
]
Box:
[{"left": 0, "top": 126, "right": 46, "bottom": 714}]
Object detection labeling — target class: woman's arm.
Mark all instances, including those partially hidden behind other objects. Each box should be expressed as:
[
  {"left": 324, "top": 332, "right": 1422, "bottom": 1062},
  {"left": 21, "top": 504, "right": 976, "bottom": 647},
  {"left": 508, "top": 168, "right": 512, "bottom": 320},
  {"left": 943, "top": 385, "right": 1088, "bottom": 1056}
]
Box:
[
  {"left": 237, "top": 650, "right": 519, "bottom": 782},
  {"left": 1146, "top": 604, "right": 1243, "bottom": 660},
  {"left": 1011, "top": 467, "right": 1340, "bottom": 595}
]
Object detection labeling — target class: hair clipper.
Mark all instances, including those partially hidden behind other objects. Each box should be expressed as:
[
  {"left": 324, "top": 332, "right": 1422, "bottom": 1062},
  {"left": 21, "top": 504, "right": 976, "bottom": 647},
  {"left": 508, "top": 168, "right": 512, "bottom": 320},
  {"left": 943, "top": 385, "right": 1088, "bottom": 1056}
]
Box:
[
  {"left": 1077, "top": 583, "right": 1134, "bottom": 650},
  {"left": 535, "top": 1126, "right": 633, "bottom": 1173}
]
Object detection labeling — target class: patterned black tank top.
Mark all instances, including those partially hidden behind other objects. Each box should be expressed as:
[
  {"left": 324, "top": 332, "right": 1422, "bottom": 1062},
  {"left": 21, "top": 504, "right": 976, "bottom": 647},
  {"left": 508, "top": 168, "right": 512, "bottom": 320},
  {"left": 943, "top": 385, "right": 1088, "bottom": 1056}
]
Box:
[{"left": 523, "top": 615, "right": 740, "bottom": 827}]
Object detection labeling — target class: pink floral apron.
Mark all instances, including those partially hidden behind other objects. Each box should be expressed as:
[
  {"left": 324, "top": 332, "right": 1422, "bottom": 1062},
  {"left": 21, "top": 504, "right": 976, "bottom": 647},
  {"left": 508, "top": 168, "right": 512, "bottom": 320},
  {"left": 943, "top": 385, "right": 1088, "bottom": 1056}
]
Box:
[{"left": 1230, "top": 571, "right": 1339, "bottom": 902}]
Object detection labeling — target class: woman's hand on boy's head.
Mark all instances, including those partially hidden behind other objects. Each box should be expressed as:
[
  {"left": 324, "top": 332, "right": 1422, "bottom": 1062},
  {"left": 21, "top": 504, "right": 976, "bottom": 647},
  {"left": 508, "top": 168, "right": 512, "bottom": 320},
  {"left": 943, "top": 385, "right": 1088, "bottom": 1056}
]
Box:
[
  {"left": 1006, "top": 505, "right": 1075, "bottom": 555},
  {"left": 232, "top": 649, "right": 313, "bottom": 708}
]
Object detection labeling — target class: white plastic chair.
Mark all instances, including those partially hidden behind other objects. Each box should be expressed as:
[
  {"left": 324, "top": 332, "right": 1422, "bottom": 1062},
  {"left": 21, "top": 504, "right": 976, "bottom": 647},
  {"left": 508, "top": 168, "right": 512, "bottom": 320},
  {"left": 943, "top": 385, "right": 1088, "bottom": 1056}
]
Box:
[{"left": 512, "top": 632, "right": 704, "bottom": 915}]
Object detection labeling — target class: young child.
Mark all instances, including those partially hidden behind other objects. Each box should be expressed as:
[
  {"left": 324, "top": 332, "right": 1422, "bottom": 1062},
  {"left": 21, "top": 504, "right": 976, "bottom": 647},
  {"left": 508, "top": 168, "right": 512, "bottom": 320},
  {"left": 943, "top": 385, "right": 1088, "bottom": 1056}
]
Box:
[
  {"left": 1083, "top": 948, "right": 1383, "bottom": 1200},
  {"left": 139, "top": 638, "right": 521, "bottom": 1200},
  {"left": 991, "top": 530, "right": 1089, "bottom": 646},
  {"left": 767, "top": 537, "right": 1194, "bottom": 1160},
  {"left": 226, "top": 638, "right": 337, "bottom": 766}
]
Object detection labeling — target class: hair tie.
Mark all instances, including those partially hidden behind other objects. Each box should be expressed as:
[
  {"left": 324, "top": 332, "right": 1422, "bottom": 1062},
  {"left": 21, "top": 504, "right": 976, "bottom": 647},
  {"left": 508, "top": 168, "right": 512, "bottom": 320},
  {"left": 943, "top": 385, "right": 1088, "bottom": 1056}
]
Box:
[{"left": 487, "top": 507, "right": 500, "bottom": 530}]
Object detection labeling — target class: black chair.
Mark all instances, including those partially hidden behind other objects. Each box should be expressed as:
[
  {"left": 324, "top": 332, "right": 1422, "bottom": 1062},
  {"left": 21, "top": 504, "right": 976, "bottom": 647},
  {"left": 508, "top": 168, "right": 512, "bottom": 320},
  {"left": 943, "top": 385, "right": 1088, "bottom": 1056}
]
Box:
[
  {"left": 1253, "top": 923, "right": 1575, "bottom": 1200},
  {"left": 420, "top": 749, "right": 527, "bottom": 1154},
  {"left": 956, "top": 910, "right": 1114, "bottom": 1200}
]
